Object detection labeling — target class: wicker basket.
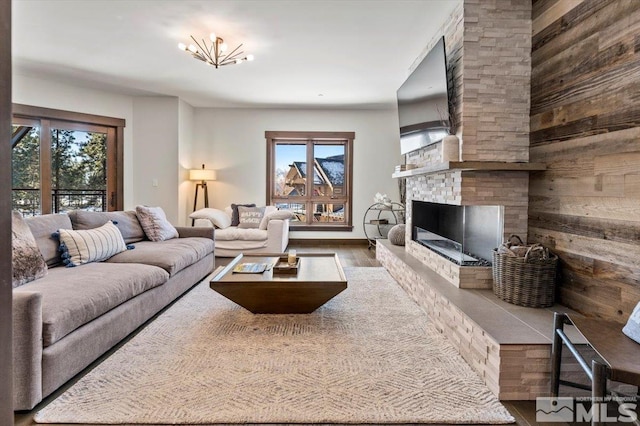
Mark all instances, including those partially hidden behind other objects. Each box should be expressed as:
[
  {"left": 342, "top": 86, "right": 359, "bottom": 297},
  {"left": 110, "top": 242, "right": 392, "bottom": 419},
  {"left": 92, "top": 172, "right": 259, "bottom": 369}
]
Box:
[{"left": 492, "top": 236, "right": 558, "bottom": 308}]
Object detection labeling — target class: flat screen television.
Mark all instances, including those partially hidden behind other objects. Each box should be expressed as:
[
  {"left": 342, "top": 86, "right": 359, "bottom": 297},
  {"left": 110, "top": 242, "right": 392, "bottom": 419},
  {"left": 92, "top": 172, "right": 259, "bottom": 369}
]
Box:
[{"left": 397, "top": 36, "right": 451, "bottom": 155}]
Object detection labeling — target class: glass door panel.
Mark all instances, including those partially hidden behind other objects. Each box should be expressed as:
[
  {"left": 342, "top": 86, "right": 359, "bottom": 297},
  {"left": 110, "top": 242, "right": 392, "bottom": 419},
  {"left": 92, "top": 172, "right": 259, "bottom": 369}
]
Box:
[
  {"left": 50, "top": 128, "right": 107, "bottom": 213},
  {"left": 11, "top": 123, "right": 41, "bottom": 216}
]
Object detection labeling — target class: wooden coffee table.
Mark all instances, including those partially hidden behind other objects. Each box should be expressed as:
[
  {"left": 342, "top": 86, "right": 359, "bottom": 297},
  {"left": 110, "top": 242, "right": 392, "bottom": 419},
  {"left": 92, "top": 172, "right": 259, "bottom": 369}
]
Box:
[{"left": 209, "top": 253, "right": 347, "bottom": 314}]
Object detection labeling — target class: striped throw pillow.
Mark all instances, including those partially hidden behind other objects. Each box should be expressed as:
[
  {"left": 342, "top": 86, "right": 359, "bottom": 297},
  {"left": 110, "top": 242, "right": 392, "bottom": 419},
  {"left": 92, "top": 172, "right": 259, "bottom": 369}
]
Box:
[{"left": 58, "top": 221, "right": 127, "bottom": 267}]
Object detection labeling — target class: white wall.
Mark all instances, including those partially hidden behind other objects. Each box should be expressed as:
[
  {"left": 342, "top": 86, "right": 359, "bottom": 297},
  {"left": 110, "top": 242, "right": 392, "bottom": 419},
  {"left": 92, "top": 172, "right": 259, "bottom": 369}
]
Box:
[
  {"left": 132, "top": 96, "right": 180, "bottom": 223},
  {"left": 178, "top": 100, "right": 195, "bottom": 225},
  {"left": 13, "top": 76, "right": 403, "bottom": 236},
  {"left": 193, "top": 108, "right": 402, "bottom": 239},
  {"left": 12, "top": 74, "right": 136, "bottom": 207}
]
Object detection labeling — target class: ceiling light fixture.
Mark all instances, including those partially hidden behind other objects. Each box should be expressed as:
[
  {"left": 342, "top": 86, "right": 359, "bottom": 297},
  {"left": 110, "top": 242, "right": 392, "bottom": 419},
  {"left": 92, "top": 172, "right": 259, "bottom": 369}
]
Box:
[{"left": 178, "top": 33, "right": 254, "bottom": 68}]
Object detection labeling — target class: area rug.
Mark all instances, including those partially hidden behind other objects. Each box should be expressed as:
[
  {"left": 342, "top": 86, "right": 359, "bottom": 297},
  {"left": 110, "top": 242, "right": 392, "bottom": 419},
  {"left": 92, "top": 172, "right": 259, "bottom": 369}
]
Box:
[{"left": 35, "top": 267, "right": 514, "bottom": 424}]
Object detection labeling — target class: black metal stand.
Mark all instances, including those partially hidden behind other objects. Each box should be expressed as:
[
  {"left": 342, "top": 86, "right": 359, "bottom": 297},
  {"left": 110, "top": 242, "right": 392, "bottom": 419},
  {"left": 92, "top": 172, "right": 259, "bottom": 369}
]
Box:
[{"left": 191, "top": 181, "right": 209, "bottom": 226}]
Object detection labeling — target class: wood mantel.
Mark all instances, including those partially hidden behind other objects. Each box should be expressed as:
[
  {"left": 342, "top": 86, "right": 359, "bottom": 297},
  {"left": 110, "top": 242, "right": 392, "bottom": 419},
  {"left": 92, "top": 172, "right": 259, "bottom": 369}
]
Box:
[{"left": 392, "top": 161, "right": 546, "bottom": 179}]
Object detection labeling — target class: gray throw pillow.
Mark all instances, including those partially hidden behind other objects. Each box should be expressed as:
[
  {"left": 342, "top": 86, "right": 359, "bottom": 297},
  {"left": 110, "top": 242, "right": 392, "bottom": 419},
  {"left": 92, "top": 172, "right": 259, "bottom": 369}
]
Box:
[
  {"left": 231, "top": 203, "right": 256, "bottom": 226},
  {"left": 135, "top": 206, "right": 179, "bottom": 242},
  {"left": 622, "top": 301, "right": 640, "bottom": 344},
  {"left": 68, "top": 210, "right": 145, "bottom": 244},
  {"left": 12, "top": 211, "right": 47, "bottom": 288},
  {"left": 238, "top": 206, "right": 265, "bottom": 229}
]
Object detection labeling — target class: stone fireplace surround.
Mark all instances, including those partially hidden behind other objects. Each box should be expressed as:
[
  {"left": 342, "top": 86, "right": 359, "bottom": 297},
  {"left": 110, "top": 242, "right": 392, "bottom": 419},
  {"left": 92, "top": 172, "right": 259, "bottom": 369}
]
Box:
[
  {"left": 379, "top": 0, "right": 557, "bottom": 400},
  {"left": 388, "top": 0, "right": 540, "bottom": 288}
]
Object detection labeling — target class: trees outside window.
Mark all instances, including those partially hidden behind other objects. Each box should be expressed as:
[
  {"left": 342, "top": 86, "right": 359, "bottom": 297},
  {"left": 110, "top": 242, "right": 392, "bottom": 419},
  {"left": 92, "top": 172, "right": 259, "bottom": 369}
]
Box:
[
  {"left": 266, "top": 131, "right": 354, "bottom": 231},
  {"left": 11, "top": 105, "right": 124, "bottom": 216}
]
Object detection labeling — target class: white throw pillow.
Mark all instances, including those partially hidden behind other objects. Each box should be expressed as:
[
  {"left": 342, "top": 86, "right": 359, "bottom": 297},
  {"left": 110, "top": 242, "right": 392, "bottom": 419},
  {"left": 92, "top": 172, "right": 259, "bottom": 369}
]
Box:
[
  {"left": 189, "top": 208, "right": 232, "bottom": 229},
  {"left": 135, "top": 205, "right": 179, "bottom": 242},
  {"left": 259, "top": 209, "right": 294, "bottom": 230},
  {"left": 622, "top": 301, "right": 640, "bottom": 344},
  {"left": 58, "top": 221, "right": 127, "bottom": 267}
]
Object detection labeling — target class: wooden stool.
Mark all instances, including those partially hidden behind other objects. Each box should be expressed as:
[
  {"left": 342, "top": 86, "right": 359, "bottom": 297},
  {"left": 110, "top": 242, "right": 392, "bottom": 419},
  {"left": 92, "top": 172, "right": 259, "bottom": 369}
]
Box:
[{"left": 551, "top": 312, "right": 640, "bottom": 426}]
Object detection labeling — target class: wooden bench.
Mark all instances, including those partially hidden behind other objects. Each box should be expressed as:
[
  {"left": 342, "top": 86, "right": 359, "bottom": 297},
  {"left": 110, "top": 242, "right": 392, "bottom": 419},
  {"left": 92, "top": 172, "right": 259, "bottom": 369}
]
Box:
[{"left": 551, "top": 312, "right": 640, "bottom": 426}]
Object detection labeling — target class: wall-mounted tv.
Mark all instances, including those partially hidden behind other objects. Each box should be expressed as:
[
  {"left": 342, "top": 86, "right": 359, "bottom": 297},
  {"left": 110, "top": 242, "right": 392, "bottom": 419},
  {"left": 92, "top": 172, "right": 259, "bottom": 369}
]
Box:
[{"left": 397, "top": 36, "right": 451, "bottom": 155}]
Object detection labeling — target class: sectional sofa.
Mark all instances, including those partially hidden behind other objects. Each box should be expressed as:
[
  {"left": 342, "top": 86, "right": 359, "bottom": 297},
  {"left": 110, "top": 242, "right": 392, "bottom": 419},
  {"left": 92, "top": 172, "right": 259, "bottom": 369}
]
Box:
[{"left": 12, "top": 210, "right": 215, "bottom": 410}]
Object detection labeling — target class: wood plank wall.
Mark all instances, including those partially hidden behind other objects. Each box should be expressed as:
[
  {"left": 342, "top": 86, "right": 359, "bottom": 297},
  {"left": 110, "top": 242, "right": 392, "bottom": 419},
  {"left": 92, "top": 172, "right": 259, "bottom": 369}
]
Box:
[{"left": 529, "top": 0, "right": 640, "bottom": 323}]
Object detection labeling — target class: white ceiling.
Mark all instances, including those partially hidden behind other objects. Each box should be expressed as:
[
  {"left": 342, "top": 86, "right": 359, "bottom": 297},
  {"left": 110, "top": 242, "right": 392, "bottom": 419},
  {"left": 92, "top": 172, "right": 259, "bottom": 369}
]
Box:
[{"left": 12, "top": 0, "right": 458, "bottom": 109}]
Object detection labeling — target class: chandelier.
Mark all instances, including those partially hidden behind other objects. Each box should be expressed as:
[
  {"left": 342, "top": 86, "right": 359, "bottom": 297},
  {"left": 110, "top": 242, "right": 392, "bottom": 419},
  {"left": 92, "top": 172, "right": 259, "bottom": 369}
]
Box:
[{"left": 178, "top": 33, "right": 254, "bottom": 68}]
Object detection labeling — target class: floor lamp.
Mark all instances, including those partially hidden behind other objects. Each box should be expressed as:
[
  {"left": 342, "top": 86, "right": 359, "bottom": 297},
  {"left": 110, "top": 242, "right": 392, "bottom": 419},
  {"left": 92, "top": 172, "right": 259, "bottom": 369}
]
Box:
[{"left": 189, "top": 164, "right": 217, "bottom": 226}]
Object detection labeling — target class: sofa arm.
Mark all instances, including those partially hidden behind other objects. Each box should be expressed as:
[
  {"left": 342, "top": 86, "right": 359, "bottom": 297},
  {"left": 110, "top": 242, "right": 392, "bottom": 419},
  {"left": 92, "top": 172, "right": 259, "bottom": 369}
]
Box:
[
  {"left": 176, "top": 226, "right": 215, "bottom": 241},
  {"left": 13, "top": 291, "right": 43, "bottom": 410},
  {"left": 265, "top": 219, "right": 290, "bottom": 253}
]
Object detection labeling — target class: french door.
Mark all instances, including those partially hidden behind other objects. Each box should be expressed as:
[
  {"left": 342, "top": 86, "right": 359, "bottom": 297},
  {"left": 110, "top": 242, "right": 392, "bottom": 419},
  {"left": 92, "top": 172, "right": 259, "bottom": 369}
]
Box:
[{"left": 11, "top": 105, "right": 124, "bottom": 216}]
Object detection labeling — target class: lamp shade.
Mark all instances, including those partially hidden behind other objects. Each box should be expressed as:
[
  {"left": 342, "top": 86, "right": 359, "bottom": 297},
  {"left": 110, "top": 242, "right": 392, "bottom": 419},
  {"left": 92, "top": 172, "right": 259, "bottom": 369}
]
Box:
[{"left": 189, "top": 168, "right": 217, "bottom": 181}]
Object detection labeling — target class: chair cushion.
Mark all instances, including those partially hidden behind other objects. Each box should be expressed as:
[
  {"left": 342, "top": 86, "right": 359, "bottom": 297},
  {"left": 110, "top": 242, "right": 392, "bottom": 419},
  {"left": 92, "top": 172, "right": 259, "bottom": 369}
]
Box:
[
  {"left": 258, "top": 207, "right": 291, "bottom": 230},
  {"left": 189, "top": 208, "right": 232, "bottom": 229},
  {"left": 16, "top": 262, "right": 169, "bottom": 347},
  {"left": 106, "top": 238, "right": 214, "bottom": 276},
  {"left": 215, "top": 227, "right": 268, "bottom": 241},
  {"left": 68, "top": 210, "right": 145, "bottom": 243}
]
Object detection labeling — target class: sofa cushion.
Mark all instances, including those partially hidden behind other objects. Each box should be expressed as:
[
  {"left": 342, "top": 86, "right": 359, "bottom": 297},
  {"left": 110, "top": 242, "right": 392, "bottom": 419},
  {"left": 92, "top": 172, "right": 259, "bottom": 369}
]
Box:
[
  {"left": 12, "top": 211, "right": 48, "bottom": 288},
  {"left": 26, "top": 213, "right": 73, "bottom": 267},
  {"left": 68, "top": 210, "right": 146, "bottom": 243},
  {"left": 15, "top": 262, "right": 169, "bottom": 347},
  {"left": 106, "top": 237, "right": 214, "bottom": 276},
  {"left": 215, "top": 227, "right": 268, "bottom": 242},
  {"left": 135, "top": 206, "right": 179, "bottom": 242}
]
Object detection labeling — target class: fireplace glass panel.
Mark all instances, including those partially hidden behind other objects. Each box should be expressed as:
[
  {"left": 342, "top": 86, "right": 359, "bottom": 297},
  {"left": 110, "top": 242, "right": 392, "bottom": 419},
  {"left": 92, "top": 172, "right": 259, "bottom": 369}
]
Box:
[{"left": 412, "top": 201, "right": 503, "bottom": 266}]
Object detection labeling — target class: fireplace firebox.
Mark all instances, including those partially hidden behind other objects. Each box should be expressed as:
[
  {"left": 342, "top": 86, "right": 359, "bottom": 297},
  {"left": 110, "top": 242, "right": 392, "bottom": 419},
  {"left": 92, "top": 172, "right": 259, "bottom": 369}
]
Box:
[{"left": 411, "top": 201, "right": 503, "bottom": 266}]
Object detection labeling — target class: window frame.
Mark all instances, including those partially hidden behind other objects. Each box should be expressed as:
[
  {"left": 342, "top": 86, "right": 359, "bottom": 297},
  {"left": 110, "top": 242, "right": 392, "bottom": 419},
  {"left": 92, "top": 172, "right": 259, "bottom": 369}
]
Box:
[
  {"left": 266, "top": 130, "right": 354, "bottom": 231},
  {"left": 11, "top": 104, "right": 125, "bottom": 213}
]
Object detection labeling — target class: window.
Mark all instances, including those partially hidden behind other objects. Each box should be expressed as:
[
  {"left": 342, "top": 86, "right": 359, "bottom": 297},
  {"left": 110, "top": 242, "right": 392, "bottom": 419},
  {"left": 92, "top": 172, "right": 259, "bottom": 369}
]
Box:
[
  {"left": 11, "top": 104, "right": 125, "bottom": 216},
  {"left": 266, "top": 131, "right": 354, "bottom": 231}
]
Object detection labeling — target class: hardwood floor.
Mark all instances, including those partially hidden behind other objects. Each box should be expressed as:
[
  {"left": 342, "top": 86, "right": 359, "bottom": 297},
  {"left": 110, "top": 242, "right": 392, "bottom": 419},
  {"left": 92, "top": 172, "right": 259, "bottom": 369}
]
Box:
[{"left": 15, "top": 242, "right": 560, "bottom": 426}]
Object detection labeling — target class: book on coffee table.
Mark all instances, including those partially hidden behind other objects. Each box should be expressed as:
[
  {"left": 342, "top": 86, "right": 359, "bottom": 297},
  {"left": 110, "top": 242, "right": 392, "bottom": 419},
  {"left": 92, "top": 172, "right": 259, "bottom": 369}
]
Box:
[{"left": 232, "top": 262, "right": 272, "bottom": 274}]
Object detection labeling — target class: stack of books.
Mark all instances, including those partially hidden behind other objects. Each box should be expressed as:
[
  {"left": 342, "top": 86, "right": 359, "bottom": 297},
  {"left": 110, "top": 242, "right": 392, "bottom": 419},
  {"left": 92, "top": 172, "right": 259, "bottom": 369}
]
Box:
[{"left": 395, "top": 164, "right": 417, "bottom": 173}]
